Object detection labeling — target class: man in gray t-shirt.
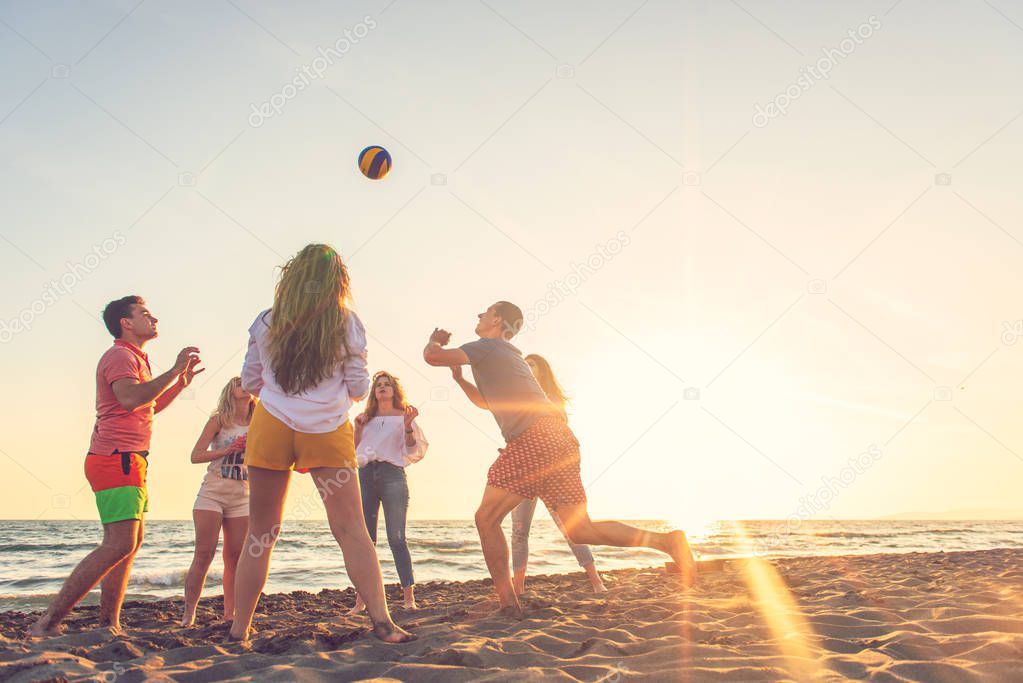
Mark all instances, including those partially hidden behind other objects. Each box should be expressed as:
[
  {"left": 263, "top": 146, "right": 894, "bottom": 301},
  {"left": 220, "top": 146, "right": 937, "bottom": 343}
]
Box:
[
  {"left": 457, "top": 336, "right": 556, "bottom": 442},
  {"left": 424, "top": 301, "right": 697, "bottom": 616}
]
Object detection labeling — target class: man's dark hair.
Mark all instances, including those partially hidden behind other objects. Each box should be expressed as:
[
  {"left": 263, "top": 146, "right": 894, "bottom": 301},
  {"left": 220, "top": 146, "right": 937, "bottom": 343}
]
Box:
[
  {"left": 494, "top": 301, "right": 524, "bottom": 339},
  {"left": 103, "top": 295, "right": 145, "bottom": 338}
]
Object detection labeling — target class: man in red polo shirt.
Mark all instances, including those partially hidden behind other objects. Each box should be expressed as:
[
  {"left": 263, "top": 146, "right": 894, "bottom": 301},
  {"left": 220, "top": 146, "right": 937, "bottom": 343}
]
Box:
[{"left": 29, "top": 295, "right": 203, "bottom": 637}]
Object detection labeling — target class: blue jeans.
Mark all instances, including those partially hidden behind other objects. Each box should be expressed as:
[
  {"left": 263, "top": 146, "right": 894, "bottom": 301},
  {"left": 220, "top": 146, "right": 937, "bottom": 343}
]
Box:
[
  {"left": 358, "top": 461, "right": 414, "bottom": 587},
  {"left": 510, "top": 497, "right": 594, "bottom": 572}
]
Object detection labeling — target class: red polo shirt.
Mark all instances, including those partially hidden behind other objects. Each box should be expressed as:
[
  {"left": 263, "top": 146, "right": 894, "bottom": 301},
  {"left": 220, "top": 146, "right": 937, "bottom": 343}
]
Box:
[{"left": 89, "top": 339, "right": 154, "bottom": 455}]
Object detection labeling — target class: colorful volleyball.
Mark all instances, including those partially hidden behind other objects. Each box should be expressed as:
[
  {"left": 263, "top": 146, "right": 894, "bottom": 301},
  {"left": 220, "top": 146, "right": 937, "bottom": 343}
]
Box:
[{"left": 358, "top": 145, "right": 392, "bottom": 180}]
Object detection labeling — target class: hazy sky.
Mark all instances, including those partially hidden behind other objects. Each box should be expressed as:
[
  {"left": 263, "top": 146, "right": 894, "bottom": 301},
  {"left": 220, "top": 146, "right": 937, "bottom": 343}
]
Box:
[{"left": 1, "top": 1, "right": 1021, "bottom": 525}]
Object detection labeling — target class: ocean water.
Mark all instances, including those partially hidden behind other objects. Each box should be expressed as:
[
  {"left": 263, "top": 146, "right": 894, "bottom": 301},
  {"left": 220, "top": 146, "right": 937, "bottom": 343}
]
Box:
[{"left": 1, "top": 519, "right": 1021, "bottom": 612}]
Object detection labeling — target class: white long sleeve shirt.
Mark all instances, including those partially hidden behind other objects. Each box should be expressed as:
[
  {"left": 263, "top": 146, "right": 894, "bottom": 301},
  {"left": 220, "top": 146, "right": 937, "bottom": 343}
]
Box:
[
  {"left": 241, "top": 308, "right": 370, "bottom": 433},
  {"left": 356, "top": 416, "right": 428, "bottom": 468}
]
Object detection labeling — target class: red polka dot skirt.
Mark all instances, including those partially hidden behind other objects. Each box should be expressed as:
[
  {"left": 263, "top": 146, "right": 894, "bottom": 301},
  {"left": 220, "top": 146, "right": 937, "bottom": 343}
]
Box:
[{"left": 487, "top": 416, "right": 587, "bottom": 508}]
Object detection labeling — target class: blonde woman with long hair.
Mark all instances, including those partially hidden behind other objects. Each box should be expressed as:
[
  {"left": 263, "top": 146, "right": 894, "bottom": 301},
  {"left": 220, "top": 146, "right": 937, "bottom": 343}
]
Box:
[
  {"left": 514, "top": 355, "right": 606, "bottom": 594},
  {"left": 350, "top": 371, "right": 427, "bottom": 614},
  {"left": 230, "top": 244, "right": 415, "bottom": 644},
  {"left": 181, "top": 377, "right": 254, "bottom": 626}
]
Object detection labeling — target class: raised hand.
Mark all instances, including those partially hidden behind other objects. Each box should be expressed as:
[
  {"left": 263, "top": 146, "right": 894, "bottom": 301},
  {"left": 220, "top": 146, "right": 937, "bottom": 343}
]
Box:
[
  {"left": 429, "top": 328, "right": 451, "bottom": 346},
  {"left": 180, "top": 354, "right": 205, "bottom": 386},
  {"left": 173, "top": 346, "right": 201, "bottom": 375},
  {"left": 404, "top": 405, "right": 419, "bottom": 428}
]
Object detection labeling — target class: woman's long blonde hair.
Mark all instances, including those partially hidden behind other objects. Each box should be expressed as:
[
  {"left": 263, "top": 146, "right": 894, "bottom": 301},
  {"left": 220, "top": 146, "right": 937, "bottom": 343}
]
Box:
[
  {"left": 525, "top": 354, "right": 569, "bottom": 415},
  {"left": 363, "top": 371, "right": 408, "bottom": 419},
  {"left": 268, "top": 244, "right": 352, "bottom": 395},
  {"left": 215, "top": 377, "right": 255, "bottom": 428}
]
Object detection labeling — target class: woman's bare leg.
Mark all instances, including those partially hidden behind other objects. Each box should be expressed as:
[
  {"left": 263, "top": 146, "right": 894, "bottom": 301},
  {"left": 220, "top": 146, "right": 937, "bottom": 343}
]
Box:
[
  {"left": 221, "top": 515, "right": 248, "bottom": 620},
  {"left": 310, "top": 467, "right": 415, "bottom": 643},
  {"left": 230, "top": 467, "right": 290, "bottom": 640},
  {"left": 182, "top": 510, "right": 223, "bottom": 626}
]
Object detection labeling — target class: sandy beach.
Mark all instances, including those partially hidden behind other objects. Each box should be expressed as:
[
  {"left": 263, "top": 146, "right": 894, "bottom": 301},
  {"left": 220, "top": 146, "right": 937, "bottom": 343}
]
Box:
[{"left": 2, "top": 548, "right": 1022, "bottom": 682}]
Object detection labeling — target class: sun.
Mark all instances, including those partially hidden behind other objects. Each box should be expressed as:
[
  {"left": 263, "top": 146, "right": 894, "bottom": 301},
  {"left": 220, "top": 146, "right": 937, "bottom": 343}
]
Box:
[{"left": 667, "top": 514, "right": 718, "bottom": 546}]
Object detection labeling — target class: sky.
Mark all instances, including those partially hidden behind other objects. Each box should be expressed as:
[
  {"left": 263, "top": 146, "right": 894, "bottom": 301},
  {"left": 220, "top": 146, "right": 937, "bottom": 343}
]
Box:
[{"left": 1, "top": 0, "right": 1022, "bottom": 525}]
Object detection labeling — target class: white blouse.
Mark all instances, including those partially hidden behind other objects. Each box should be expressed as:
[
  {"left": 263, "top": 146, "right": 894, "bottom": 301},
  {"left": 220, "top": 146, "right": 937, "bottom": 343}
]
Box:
[
  {"left": 241, "top": 308, "right": 370, "bottom": 433},
  {"left": 356, "top": 415, "right": 428, "bottom": 468}
]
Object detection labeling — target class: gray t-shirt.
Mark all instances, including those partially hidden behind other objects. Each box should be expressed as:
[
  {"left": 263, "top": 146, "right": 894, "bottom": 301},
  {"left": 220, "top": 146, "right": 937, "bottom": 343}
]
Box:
[{"left": 460, "top": 338, "right": 555, "bottom": 442}]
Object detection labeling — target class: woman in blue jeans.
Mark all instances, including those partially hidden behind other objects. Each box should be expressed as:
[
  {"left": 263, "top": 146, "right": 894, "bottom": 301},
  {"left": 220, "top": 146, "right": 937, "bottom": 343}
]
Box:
[{"left": 351, "top": 371, "right": 427, "bottom": 612}]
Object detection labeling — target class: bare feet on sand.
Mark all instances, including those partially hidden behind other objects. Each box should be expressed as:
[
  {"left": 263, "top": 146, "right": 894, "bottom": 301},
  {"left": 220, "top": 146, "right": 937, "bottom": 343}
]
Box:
[
  {"left": 26, "top": 618, "right": 64, "bottom": 639},
  {"left": 402, "top": 586, "right": 418, "bottom": 610},
  {"left": 352, "top": 592, "right": 417, "bottom": 613},
  {"left": 496, "top": 604, "right": 525, "bottom": 620},
  {"left": 349, "top": 594, "right": 367, "bottom": 615},
  {"left": 585, "top": 564, "right": 608, "bottom": 593},
  {"left": 371, "top": 621, "right": 417, "bottom": 643}
]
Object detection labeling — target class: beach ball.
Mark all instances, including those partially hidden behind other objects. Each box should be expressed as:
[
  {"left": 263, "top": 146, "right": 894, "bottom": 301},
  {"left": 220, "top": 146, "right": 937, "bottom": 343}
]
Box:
[{"left": 358, "top": 145, "right": 392, "bottom": 180}]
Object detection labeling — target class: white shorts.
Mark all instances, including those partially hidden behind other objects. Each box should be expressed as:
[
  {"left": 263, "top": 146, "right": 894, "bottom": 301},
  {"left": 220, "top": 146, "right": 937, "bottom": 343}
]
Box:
[{"left": 193, "top": 477, "right": 249, "bottom": 518}]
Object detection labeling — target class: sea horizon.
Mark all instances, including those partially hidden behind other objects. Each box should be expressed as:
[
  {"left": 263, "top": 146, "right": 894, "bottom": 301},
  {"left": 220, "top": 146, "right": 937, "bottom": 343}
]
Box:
[{"left": 4, "top": 518, "right": 1021, "bottom": 613}]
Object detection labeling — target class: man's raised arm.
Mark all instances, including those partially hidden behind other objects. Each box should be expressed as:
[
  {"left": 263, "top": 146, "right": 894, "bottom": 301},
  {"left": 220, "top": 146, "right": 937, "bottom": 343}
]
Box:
[
  {"left": 113, "top": 347, "right": 202, "bottom": 412},
  {"left": 423, "top": 328, "right": 469, "bottom": 367}
]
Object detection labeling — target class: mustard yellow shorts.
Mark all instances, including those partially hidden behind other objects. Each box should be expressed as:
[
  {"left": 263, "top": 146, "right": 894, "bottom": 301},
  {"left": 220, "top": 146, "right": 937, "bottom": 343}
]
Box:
[{"left": 245, "top": 402, "right": 357, "bottom": 471}]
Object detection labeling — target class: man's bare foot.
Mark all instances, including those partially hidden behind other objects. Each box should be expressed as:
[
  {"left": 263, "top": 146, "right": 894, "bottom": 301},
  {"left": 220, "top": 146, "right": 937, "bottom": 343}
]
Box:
[
  {"left": 26, "top": 618, "right": 64, "bottom": 639},
  {"left": 371, "top": 621, "right": 417, "bottom": 643},
  {"left": 591, "top": 578, "right": 609, "bottom": 593},
  {"left": 349, "top": 594, "right": 367, "bottom": 615},
  {"left": 180, "top": 611, "right": 196, "bottom": 628},
  {"left": 664, "top": 530, "right": 697, "bottom": 587}
]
